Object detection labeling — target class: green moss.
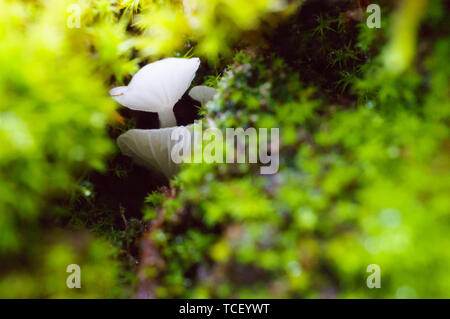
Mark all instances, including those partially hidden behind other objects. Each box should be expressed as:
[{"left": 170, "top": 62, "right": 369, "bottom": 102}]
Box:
[
  {"left": 137, "top": 1, "right": 449, "bottom": 296},
  {"left": 1, "top": 0, "right": 449, "bottom": 298}
]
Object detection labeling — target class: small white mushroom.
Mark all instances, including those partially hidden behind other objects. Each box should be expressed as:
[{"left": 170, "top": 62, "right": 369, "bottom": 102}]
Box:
[
  {"left": 117, "top": 126, "right": 192, "bottom": 178},
  {"left": 188, "top": 85, "right": 217, "bottom": 106},
  {"left": 110, "top": 57, "right": 201, "bottom": 128}
]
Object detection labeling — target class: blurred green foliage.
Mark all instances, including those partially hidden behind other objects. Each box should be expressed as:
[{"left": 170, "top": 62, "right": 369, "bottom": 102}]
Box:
[
  {"left": 1, "top": 0, "right": 449, "bottom": 298},
  {"left": 0, "top": 0, "right": 121, "bottom": 297},
  {"left": 137, "top": 0, "right": 450, "bottom": 298},
  {"left": 131, "top": 0, "right": 299, "bottom": 60}
]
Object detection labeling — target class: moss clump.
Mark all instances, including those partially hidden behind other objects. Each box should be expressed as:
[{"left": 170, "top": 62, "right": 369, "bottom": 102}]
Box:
[
  {"left": 135, "top": 1, "right": 450, "bottom": 298},
  {"left": 1, "top": 0, "right": 449, "bottom": 298}
]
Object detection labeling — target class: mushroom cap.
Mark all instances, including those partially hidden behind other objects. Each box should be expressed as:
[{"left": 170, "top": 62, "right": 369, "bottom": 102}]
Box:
[
  {"left": 188, "top": 85, "right": 217, "bottom": 106},
  {"left": 110, "top": 57, "right": 200, "bottom": 113},
  {"left": 117, "top": 126, "right": 192, "bottom": 178}
]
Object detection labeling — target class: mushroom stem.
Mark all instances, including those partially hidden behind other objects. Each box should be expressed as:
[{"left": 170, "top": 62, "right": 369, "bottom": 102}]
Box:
[{"left": 158, "top": 110, "right": 177, "bottom": 128}]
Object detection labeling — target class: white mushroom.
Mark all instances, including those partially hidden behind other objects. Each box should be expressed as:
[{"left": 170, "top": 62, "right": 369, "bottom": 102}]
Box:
[
  {"left": 110, "top": 57, "right": 201, "bottom": 128},
  {"left": 188, "top": 85, "right": 217, "bottom": 106},
  {"left": 117, "top": 126, "right": 192, "bottom": 178}
]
